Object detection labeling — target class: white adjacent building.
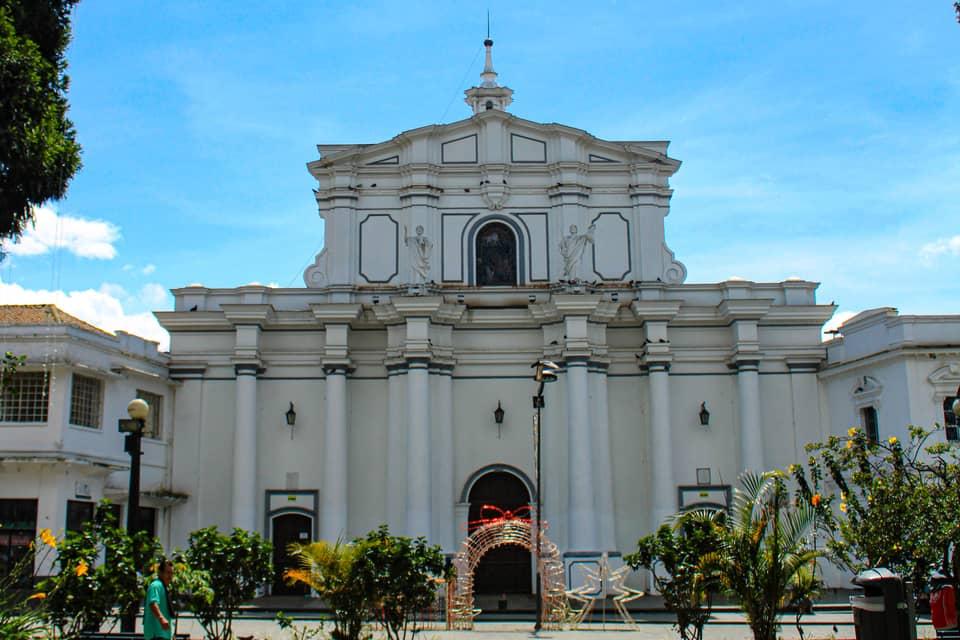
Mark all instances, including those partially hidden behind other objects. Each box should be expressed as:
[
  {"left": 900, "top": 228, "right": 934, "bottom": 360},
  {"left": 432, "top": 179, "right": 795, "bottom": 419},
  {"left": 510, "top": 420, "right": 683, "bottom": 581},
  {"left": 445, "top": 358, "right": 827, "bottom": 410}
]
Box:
[
  {"left": 156, "top": 41, "right": 836, "bottom": 593},
  {"left": 821, "top": 308, "right": 960, "bottom": 446},
  {"left": 0, "top": 304, "right": 177, "bottom": 574}
]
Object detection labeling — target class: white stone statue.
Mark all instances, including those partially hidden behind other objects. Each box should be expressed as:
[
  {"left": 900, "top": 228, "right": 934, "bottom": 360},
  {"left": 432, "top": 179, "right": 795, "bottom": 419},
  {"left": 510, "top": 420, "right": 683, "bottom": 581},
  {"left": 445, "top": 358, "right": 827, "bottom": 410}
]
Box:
[
  {"left": 404, "top": 225, "right": 433, "bottom": 283},
  {"left": 559, "top": 223, "right": 596, "bottom": 280}
]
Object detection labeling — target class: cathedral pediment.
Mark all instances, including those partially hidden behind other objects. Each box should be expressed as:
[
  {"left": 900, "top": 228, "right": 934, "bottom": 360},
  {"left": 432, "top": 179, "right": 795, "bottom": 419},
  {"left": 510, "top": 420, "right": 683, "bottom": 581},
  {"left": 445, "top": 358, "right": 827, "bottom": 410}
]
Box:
[{"left": 309, "top": 111, "right": 678, "bottom": 175}]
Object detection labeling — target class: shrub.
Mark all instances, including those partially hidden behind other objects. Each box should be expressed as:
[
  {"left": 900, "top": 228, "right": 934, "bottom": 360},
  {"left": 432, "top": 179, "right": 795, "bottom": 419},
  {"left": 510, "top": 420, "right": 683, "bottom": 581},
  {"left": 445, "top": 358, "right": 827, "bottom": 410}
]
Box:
[{"left": 181, "top": 526, "right": 272, "bottom": 640}]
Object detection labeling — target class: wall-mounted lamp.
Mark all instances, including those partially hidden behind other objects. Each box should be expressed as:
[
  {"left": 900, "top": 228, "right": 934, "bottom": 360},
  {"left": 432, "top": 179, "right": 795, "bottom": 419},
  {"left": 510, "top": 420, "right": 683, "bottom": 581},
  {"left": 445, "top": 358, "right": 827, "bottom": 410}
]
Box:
[
  {"left": 285, "top": 402, "right": 297, "bottom": 427},
  {"left": 494, "top": 401, "right": 505, "bottom": 438},
  {"left": 698, "top": 402, "right": 710, "bottom": 426}
]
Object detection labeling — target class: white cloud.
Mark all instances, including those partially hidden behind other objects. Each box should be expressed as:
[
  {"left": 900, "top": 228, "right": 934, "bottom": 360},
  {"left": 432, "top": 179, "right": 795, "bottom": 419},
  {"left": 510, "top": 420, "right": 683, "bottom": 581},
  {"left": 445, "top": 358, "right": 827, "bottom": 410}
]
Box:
[
  {"left": 142, "top": 264, "right": 156, "bottom": 275},
  {"left": 822, "top": 310, "right": 859, "bottom": 342},
  {"left": 920, "top": 235, "right": 960, "bottom": 264},
  {"left": 0, "top": 280, "right": 170, "bottom": 351},
  {"left": 0, "top": 205, "right": 120, "bottom": 259},
  {"left": 138, "top": 283, "right": 169, "bottom": 307}
]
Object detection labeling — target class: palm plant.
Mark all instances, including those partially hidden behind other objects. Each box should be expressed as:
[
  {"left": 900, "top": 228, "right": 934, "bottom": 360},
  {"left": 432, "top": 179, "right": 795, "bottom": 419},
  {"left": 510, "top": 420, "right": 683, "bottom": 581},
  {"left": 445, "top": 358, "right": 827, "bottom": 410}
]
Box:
[
  {"left": 704, "top": 470, "right": 822, "bottom": 640},
  {"left": 284, "top": 540, "right": 372, "bottom": 640}
]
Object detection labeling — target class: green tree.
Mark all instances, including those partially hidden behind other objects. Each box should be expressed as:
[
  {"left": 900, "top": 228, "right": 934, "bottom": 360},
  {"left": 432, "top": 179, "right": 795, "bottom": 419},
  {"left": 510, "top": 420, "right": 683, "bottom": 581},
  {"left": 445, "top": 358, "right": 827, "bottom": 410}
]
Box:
[
  {"left": 353, "top": 526, "right": 449, "bottom": 640},
  {"left": 793, "top": 425, "right": 957, "bottom": 595},
  {"left": 181, "top": 526, "right": 272, "bottom": 640},
  {"left": 1, "top": 351, "right": 25, "bottom": 392},
  {"left": 625, "top": 509, "right": 724, "bottom": 640},
  {"left": 0, "top": 0, "right": 82, "bottom": 246},
  {"left": 41, "top": 505, "right": 161, "bottom": 639},
  {"left": 705, "top": 471, "right": 821, "bottom": 640},
  {"left": 284, "top": 539, "right": 371, "bottom": 640}
]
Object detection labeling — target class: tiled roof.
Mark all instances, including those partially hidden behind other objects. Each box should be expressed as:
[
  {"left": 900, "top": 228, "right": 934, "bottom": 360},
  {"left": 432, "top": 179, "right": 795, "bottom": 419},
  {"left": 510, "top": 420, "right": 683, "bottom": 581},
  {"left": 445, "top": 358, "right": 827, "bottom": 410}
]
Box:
[{"left": 0, "top": 305, "right": 112, "bottom": 337}]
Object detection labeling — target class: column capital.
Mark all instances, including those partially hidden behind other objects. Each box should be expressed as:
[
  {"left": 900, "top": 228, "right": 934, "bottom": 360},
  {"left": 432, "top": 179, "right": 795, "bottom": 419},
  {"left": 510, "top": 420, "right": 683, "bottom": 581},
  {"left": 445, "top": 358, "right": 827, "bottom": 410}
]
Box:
[
  {"left": 233, "top": 362, "right": 264, "bottom": 377},
  {"left": 728, "top": 358, "right": 760, "bottom": 372},
  {"left": 322, "top": 363, "right": 352, "bottom": 375},
  {"left": 630, "top": 300, "right": 681, "bottom": 323},
  {"left": 222, "top": 304, "right": 275, "bottom": 326}
]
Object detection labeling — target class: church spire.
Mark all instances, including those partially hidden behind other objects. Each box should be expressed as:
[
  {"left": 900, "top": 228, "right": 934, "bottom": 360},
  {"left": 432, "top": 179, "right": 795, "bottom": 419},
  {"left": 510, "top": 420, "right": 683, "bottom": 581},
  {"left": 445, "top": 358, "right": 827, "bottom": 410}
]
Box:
[{"left": 464, "top": 36, "right": 513, "bottom": 114}]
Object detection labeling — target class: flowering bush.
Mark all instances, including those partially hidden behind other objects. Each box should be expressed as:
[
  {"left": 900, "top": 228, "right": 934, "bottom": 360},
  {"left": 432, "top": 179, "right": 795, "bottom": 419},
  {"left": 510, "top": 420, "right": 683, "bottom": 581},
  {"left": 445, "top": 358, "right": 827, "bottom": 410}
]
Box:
[{"left": 0, "top": 531, "right": 56, "bottom": 640}]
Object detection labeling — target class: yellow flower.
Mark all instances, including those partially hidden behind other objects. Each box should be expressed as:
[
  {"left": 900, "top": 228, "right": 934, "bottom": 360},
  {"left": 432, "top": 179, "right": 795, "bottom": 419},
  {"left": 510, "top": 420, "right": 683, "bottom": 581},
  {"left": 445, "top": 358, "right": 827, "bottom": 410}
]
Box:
[
  {"left": 40, "top": 528, "right": 57, "bottom": 548},
  {"left": 811, "top": 493, "right": 822, "bottom": 507},
  {"left": 27, "top": 592, "right": 46, "bottom": 600},
  {"left": 888, "top": 436, "right": 898, "bottom": 446},
  {"left": 846, "top": 440, "right": 853, "bottom": 449},
  {"left": 840, "top": 502, "right": 848, "bottom": 513},
  {"left": 788, "top": 464, "right": 798, "bottom": 473},
  {"left": 75, "top": 560, "right": 89, "bottom": 577},
  {"left": 848, "top": 427, "right": 858, "bottom": 437}
]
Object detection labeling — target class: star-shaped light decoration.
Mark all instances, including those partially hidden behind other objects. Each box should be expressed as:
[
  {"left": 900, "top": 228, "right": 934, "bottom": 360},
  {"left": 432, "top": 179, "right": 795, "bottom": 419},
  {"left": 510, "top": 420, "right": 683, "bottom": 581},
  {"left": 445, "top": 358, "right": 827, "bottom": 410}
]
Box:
[{"left": 565, "top": 552, "right": 645, "bottom": 629}]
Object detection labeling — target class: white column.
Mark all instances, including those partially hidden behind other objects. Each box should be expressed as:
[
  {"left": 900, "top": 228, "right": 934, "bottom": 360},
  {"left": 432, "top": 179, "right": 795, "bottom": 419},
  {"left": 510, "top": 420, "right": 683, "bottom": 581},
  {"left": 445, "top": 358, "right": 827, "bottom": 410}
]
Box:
[
  {"left": 589, "top": 366, "right": 617, "bottom": 552},
  {"left": 737, "top": 360, "right": 764, "bottom": 473},
  {"left": 431, "top": 366, "right": 455, "bottom": 551},
  {"left": 385, "top": 366, "right": 406, "bottom": 534},
  {"left": 566, "top": 358, "right": 596, "bottom": 550},
  {"left": 320, "top": 366, "right": 348, "bottom": 540},
  {"left": 649, "top": 362, "right": 674, "bottom": 530},
  {"left": 406, "top": 359, "right": 432, "bottom": 537},
  {"left": 232, "top": 364, "right": 258, "bottom": 531}
]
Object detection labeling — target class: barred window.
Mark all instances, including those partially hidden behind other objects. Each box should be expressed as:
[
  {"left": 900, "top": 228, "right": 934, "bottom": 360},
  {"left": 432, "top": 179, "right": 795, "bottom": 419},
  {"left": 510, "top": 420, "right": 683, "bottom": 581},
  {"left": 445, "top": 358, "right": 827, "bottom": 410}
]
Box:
[
  {"left": 0, "top": 371, "right": 49, "bottom": 423},
  {"left": 69, "top": 374, "right": 102, "bottom": 429},
  {"left": 944, "top": 398, "right": 959, "bottom": 442},
  {"left": 861, "top": 406, "right": 879, "bottom": 443},
  {"left": 136, "top": 389, "right": 163, "bottom": 438}
]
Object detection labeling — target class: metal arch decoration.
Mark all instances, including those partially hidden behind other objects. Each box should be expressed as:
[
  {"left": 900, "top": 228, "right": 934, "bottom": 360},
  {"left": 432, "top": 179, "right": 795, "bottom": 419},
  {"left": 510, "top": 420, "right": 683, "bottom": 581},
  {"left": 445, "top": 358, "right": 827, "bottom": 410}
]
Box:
[{"left": 447, "top": 511, "right": 567, "bottom": 630}]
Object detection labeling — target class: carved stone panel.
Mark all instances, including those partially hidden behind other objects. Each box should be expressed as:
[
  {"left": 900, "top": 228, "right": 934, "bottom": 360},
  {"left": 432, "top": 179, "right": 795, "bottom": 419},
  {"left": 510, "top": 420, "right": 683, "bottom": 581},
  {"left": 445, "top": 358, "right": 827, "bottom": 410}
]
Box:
[
  {"left": 590, "top": 212, "right": 631, "bottom": 281},
  {"left": 510, "top": 134, "right": 547, "bottom": 163},
  {"left": 359, "top": 214, "right": 398, "bottom": 283},
  {"left": 442, "top": 134, "right": 478, "bottom": 164}
]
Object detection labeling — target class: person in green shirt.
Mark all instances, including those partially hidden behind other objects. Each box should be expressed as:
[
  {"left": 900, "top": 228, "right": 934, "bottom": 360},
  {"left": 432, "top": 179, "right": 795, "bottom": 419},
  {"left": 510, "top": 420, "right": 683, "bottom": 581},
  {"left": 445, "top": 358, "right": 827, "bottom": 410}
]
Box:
[{"left": 143, "top": 558, "right": 174, "bottom": 640}]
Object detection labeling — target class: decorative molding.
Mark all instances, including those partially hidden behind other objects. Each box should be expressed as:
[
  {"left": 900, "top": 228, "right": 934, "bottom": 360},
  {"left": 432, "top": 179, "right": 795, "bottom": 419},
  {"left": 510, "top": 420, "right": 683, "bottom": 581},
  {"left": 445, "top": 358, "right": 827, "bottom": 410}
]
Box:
[
  {"left": 441, "top": 134, "right": 478, "bottom": 164},
  {"left": 367, "top": 155, "right": 399, "bottom": 165},
  {"left": 590, "top": 212, "right": 631, "bottom": 281},
  {"left": 358, "top": 214, "right": 399, "bottom": 283}
]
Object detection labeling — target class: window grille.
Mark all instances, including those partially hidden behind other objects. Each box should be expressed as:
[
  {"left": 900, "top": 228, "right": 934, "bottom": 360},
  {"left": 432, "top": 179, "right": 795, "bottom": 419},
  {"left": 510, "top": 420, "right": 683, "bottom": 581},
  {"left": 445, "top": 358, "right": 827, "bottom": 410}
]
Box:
[
  {"left": 944, "top": 397, "right": 959, "bottom": 442},
  {"left": 136, "top": 389, "right": 163, "bottom": 438},
  {"left": 861, "top": 406, "right": 879, "bottom": 443},
  {"left": 0, "top": 371, "right": 49, "bottom": 423},
  {"left": 69, "top": 374, "right": 102, "bottom": 429}
]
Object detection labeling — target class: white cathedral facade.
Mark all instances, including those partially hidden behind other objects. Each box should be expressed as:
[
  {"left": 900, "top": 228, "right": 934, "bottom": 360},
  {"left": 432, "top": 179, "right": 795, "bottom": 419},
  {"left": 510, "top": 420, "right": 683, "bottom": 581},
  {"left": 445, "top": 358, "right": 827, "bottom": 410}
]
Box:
[{"left": 156, "top": 40, "right": 839, "bottom": 592}]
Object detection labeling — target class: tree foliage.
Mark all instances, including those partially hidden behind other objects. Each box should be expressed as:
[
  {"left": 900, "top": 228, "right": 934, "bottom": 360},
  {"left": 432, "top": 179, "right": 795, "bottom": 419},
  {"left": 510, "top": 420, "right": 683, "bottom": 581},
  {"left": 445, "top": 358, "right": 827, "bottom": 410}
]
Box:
[
  {"left": 1, "top": 350, "right": 25, "bottom": 392},
  {"left": 793, "top": 425, "right": 960, "bottom": 595},
  {"left": 704, "top": 471, "right": 821, "bottom": 640},
  {"left": 625, "top": 509, "right": 724, "bottom": 640},
  {"left": 41, "top": 505, "right": 161, "bottom": 639},
  {"left": 284, "top": 539, "right": 371, "bottom": 640},
  {"left": 352, "top": 526, "right": 449, "bottom": 640},
  {"left": 181, "top": 526, "right": 272, "bottom": 640},
  {"left": 0, "top": 0, "right": 82, "bottom": 245}
]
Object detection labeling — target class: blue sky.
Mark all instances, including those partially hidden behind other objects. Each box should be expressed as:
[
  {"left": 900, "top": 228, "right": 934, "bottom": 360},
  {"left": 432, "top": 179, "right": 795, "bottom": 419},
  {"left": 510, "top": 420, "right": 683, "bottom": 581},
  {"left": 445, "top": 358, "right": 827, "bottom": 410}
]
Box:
[{"left": 2, "top": 1, "right": 958, "bottom": 349}]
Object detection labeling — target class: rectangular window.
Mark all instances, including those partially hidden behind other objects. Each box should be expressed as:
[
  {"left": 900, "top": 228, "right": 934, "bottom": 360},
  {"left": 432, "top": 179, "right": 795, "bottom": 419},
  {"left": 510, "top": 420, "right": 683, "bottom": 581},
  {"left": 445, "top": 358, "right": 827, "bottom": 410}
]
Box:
[
  {"left": 136, "top": 506, "right": 157, "bottom": 539},
  {"left": 0, "top": 371, "right": 49, "bottom": 423},
  {"left": 861, "top": 406, "right": 879, "bottom": 443},
  {"left": 69, "top": 374, "right": 102, "bottom": 429},
  {"left": 0, "top": 499, "right": 38, "bottom": 583},
  {"left": 944, "top": 398, "right": 959, "bottom": 442},
  {"left": 136, "top": 390, "right": 163, "bottom": 438},
  {"left": 66, "top": 500, "right": 95, "bottom": 533}
]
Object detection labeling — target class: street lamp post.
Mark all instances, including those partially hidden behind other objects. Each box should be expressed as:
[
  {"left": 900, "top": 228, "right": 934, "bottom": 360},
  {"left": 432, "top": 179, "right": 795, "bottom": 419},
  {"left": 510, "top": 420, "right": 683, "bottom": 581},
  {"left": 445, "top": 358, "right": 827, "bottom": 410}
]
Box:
[
  {"left": 531, "top": 360, "right": 560, "bottom": 632},
  {"left": 118, "top": 398, "right": 150, "bottom": 632}
]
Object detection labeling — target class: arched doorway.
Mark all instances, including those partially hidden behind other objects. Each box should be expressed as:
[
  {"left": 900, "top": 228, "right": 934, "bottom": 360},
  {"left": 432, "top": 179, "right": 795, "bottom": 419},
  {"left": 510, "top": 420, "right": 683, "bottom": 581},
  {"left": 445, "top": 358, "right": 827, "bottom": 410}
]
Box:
[
  {"left": 271, "top": 513, "right": 311, "bottom": 595},
  {"left": 475, "top": 222, "right": 517, "bottom": 286},
  {"left": 468, "top": 471, "right": 531, "bottom": 594}
]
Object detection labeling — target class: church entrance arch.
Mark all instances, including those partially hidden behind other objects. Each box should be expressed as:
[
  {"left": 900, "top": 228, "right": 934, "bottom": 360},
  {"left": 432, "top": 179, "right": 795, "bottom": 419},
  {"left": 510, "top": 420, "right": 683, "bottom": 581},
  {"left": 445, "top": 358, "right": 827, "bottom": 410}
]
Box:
[{"left": 467, "top": 470, "right": 532, "bottom": 594}]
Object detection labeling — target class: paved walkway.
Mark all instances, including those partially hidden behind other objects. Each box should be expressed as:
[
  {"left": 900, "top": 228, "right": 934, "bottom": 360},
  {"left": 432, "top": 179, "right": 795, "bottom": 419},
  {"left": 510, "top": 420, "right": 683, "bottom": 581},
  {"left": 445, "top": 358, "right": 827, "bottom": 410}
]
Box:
[{"left": 162, "top": 612, "right": 935, "bottom": 640}]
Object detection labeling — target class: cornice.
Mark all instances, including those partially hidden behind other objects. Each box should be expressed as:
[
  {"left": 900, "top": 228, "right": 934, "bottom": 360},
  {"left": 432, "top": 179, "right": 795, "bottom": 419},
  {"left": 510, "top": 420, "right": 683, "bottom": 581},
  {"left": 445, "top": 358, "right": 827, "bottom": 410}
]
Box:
[
  {"left": 221, "top": 304, "right": 275, "bottom": 327},
  {"left": 309, "top": 303, "right": 363, "bottom": 326},
  {"left": 718, "top": 299, "right": 772, "bottom": 321},
  {"left": 631, "top": 300, "right": 682, "bottom": 323}
]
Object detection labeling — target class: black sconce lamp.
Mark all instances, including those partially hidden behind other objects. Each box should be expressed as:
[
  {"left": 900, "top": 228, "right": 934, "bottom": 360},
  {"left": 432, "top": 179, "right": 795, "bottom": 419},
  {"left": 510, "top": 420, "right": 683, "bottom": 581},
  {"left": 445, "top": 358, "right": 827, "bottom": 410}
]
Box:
[
  {"left": 698, "top": 402, "right": 710, "bottom": 426},
  {"left": 494, "top": 401, "right": 505, "bottom": 438},
  {"left": 285, "top": 402, "right": 297, "bottom": 427}
]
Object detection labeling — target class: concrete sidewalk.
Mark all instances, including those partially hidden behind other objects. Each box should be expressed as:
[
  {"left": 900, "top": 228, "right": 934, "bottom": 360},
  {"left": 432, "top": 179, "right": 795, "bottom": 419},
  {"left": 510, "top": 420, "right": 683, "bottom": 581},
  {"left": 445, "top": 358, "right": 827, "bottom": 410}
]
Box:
[{"left": 163, "top": 614, "right": 935, "bottom": 640}]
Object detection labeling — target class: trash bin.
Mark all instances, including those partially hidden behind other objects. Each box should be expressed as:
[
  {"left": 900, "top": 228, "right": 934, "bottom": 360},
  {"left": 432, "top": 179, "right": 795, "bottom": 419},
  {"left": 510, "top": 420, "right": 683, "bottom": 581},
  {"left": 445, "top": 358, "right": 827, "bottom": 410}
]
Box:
[
  {"left": 850, "top": 568, "right": 917, "bottom": 640},
  {"left": 930, "top": 573, "right": 958, "bottom": 631}
]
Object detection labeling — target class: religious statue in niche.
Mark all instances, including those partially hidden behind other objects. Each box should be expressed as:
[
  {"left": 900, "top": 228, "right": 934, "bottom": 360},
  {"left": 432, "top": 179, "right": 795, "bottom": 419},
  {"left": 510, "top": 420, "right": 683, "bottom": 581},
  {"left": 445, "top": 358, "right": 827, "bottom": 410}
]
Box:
[
  {"left": 404, "top": 225, "right": 433, "bottom": 283},
  {"left": 559, "top": 223, "right": 596, "bottom": 281},
  {"left": 476, "top": 222, "right": 517, "bottom": 286}
]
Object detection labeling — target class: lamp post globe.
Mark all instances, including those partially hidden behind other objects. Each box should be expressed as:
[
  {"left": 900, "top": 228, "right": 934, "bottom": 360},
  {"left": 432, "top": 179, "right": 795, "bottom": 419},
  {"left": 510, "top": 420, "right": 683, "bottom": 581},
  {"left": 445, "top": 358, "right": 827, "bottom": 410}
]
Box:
[{"left": 127, "top": 398, "right": 149, "bottom": 421}]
